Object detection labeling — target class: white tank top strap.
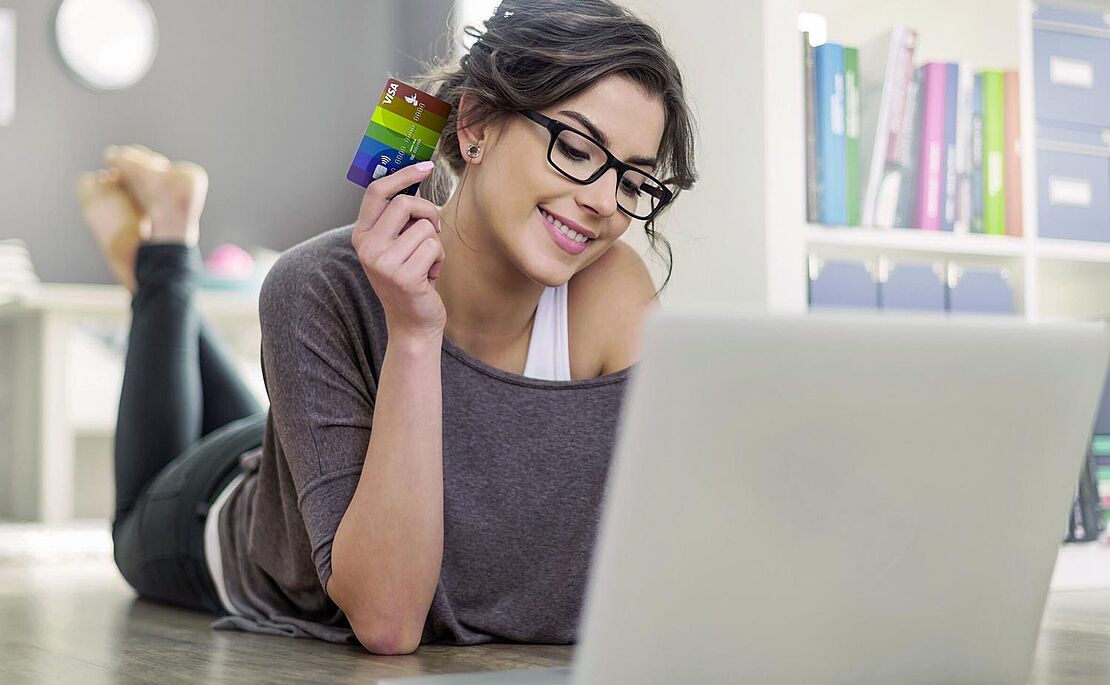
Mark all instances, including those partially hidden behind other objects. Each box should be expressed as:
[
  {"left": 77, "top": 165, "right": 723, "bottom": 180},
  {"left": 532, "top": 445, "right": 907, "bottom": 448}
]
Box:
[{"left": 522, "top": 282, "right": 572, "bottom": 381}]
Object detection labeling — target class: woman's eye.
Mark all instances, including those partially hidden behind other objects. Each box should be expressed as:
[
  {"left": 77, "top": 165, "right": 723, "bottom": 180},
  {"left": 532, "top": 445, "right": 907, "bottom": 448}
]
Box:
[
  {"left": 557, "top": 141, "right": 590, "bottom": 161},
  {"left": 620, "top": 179, "right": 642, "bottom": 196}
]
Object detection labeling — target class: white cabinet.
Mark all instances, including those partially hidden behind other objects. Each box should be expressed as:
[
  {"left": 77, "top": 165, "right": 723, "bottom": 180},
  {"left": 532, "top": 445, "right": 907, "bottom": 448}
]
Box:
[{"left": 0, "top": 283, "right": 265, "bottom": 522}]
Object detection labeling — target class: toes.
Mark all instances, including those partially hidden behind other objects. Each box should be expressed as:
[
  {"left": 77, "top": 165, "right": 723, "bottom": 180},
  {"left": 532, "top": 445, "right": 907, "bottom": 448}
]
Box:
[
  {"left": 103, "top": 146, "right": 162, "bottom": 202},
  {"left": 124, "top": 144, "right": 171, "bottom": 170},
  {"left": 75, "top": 171, "right": 98, "bottom": 200},
  {"left": 132, "top": 144, "right": 172, "bottom": 167},
  {"left": 169, "top": 160, "right": 209, "bottom": 188}
]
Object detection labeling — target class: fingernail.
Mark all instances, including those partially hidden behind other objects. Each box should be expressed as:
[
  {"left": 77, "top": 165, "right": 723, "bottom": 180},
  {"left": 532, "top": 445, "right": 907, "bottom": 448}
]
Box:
[{"left": 415, "top": 161, "right": 434, "bottom": 173}]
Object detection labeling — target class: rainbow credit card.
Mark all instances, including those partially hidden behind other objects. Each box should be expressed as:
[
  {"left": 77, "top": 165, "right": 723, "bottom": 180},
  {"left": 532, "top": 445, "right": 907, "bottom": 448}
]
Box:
[{"left": 347, "top": 78, "right": 453, "bottom": 196}]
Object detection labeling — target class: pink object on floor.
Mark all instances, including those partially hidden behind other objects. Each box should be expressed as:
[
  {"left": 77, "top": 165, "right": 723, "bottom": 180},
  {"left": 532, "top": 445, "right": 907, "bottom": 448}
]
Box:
[{"left": 205, "top": 244, "right": 254, "bottom": 280}]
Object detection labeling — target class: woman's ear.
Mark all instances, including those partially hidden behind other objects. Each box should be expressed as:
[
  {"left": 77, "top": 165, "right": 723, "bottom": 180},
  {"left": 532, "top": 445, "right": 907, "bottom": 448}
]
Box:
[{"left": 456, "top": 92, "right": 487, "bottom": 159}]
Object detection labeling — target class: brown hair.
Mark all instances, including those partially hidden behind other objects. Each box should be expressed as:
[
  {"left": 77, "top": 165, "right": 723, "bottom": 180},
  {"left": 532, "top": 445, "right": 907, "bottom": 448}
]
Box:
[{"left": 410, "top": 0, "right": 698, "bottom": 293}]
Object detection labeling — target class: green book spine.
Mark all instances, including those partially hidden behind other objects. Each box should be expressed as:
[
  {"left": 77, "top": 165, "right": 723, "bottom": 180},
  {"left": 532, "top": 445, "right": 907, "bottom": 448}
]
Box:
[
  {"left": 844, "top": 47, "right": 861, "bottom": 226},
  {"left": 981, "top": 70, "right": 1007, "bottom": 236}
]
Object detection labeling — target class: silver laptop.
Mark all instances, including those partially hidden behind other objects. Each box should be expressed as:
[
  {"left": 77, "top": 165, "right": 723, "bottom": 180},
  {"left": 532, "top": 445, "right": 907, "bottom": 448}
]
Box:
[{"left": 381, "top": 309, "right": 1110, "bottom": 685}]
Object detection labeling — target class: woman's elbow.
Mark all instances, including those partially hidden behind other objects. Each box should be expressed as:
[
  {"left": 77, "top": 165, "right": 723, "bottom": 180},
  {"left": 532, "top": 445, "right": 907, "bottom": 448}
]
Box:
[{"left": 351, "top": 617, "right": 423, "bottom": 655}]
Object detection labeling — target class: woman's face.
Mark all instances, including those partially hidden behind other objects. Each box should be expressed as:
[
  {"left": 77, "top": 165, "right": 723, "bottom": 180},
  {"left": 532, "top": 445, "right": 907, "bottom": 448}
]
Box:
[{"left": 465, "top": 74, "right": 667, "bottom": 287}]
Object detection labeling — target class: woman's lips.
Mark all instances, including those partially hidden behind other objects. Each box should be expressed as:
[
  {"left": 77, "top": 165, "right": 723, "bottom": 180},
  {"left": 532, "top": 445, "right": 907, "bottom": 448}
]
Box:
[{"left": 539, "top": 207, "right": 589, "bottom": 255}]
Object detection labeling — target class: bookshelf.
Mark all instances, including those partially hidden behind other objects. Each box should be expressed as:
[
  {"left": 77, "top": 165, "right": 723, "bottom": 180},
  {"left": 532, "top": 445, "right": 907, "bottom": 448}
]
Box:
[{"left": 620, "top": 0, "right": 1110, "bottom": 323}]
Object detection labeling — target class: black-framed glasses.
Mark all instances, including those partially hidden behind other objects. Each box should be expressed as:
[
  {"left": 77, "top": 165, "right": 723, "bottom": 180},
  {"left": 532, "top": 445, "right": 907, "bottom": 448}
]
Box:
[{"left": 518, "top": 109, "right": 673, "bottom": 221}]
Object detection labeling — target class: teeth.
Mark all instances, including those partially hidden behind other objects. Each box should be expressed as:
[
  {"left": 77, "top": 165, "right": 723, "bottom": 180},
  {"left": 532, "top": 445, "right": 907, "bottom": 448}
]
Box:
[{"left": 542, "top": 209, "right": 590, "bottom": 243}]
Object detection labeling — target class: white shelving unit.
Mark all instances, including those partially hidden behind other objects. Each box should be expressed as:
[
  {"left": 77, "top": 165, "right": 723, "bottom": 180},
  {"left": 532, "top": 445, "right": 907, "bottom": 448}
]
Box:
[
  {"left": 621, "top": 0, "right": 1110, "bottom": 323},
  {"left": 0, "top": 283, "right": 266, "bottom": 522}
]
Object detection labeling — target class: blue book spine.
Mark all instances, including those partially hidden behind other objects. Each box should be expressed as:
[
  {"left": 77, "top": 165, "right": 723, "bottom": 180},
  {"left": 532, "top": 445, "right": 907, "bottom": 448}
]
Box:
[
  {"left": 970, "top": 73, "right": 984, "bottom": 234},
  {"left": 941, "top": 62, "right": 959, "bottom": 231},
  {"left": 815, "top": 43, "right": 847, "bottom": 225}
]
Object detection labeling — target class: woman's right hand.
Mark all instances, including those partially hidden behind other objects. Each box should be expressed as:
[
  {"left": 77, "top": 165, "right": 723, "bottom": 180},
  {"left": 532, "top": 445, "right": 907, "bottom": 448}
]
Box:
[{"left": 351, "top": 162, "right": 447, "bottom": 342}]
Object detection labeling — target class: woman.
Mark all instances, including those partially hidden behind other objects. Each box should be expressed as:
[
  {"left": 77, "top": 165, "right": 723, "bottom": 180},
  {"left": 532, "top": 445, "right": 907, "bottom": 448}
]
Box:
[{"left": 75, "top": 0, "right": 697, "bottom": 655}]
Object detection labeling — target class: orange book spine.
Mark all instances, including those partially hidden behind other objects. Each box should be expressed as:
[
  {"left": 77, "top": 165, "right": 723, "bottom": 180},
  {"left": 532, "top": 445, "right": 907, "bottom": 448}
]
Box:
[{"left": 1003, "top": 71, "right": 1023, "bottom": 237}]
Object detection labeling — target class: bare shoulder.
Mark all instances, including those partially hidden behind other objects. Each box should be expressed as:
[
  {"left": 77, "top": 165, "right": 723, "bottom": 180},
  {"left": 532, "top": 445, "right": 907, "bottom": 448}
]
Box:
[{"left": 568, "top": 241, "right": 659, "bottom": 376}]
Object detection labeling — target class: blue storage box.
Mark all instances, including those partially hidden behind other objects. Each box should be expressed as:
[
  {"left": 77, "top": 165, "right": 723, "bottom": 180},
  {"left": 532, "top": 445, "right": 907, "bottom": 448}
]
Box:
[
  {"left": 1036, "top": 123, "right": 1110, "bottom": 242},
  {"left": 807, "top": 257, "right": 879, "bottom": 309},
  {"left": 947, "top": 265, "right": 1017, "bottom": 315},
  {"left": 878, "top": 259, "right": 946, "bottom": 312},
  {"left": 1034, "top": 6, "right": 1110, "bottom": 129}
]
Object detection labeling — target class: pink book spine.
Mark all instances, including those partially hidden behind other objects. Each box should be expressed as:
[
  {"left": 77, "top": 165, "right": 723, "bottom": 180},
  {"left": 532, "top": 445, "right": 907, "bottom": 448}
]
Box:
[{"left": 915, "top": 62, "right": 948, "bottom": 230}]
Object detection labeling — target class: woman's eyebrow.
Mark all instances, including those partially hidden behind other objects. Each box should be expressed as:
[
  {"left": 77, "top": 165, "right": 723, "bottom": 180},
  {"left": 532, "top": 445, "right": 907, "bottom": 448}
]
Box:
[{"left": 557, "top": 109, "right": 658, "bottom": 168}]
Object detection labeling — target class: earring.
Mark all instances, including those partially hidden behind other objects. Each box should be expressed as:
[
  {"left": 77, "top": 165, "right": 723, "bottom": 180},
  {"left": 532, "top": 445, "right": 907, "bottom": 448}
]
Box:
[{"left": 466, "top": 143, "right": 482, "bottom": 159}]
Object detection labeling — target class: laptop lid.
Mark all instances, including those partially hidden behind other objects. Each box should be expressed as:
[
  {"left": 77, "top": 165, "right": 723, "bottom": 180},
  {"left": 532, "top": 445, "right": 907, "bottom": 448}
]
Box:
[{"left": 571, "top": 310, "right": 1110, "bottom": 685}]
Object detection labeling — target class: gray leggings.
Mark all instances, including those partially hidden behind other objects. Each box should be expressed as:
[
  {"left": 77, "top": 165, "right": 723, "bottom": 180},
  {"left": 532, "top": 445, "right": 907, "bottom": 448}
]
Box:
[{"left": 110, "top": 242, "right": 266, "bottom": 614}]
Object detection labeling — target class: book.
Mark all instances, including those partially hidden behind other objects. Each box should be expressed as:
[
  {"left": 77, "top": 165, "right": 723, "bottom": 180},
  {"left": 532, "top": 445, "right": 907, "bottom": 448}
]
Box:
[
  {"left": 970, "top": 73, "right": 985, "bottom": 233},
  {"left": 815, "top": 42, "right": 847, "bottom": 225},
  {"left": 894, "top": 66, "right": 924, "bottom": 228},
  {"left": 915, "top": 62, "right": 948, "bottom": 230},
  {"left": 981, "top": 70, "right": 1007, "bottom": 236},
  {"left": 844, "top": 46, "right": 861, "bottom": 226},
  {"left": 803, "top": 32, "right": 819, "bottom": 223},
  {"left": 942, "top": 62, "right": 959, "bottom": 231},
  {"left": 859, "top": 25, "right": 918, "bottom": 228},
  {"left": 954, "top": 62, "right": 974, "bottom": 234},
  {"left": 1004, "top": 70, "right": 1024, "bottom": 237}
]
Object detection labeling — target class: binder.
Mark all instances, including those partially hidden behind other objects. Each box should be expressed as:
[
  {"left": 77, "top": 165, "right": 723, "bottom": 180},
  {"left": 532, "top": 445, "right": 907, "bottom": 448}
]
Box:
[
  {"left": 1067, "top": 445, "right": 1104, "bottom": 542},
  {"left": 816, "top": 43, "right": 847, "bottom": 225},
  {"left": 915, "top": 63, "right": 949, "bottom": 230},
  {"left": 1004, "top": 70, "right": 1024, "bottom": 237},
  {"left": 982, "top": 70, "right": 1008, "bottom": 236},
  {"left": 803, "top": 32, "right": 819, "bottom": 224},
  {"left": 971, "top": 74, "right": 985, "bottom": 233},
  {"left": 860, "top": 25, "right": 918, "bottom": 228},
  {"left": 845, "top": 46, "right": 862, "bottom": 226},
  {"left": 1091, "top": 364, "right": 1110, "bottom": 435},
  {"left": 942, "top": 62, "right": 959, "bottom": 231},
  {"left": 954, "top": 63, "right": 974, "bottom": 234},
  {"left": 895, "top": 67, "right": 925, "bottom": 228}
]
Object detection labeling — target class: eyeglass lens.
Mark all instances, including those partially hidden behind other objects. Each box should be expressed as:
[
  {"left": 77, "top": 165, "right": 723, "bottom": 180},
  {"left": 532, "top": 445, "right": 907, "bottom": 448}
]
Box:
[{"left": 550, "top": 128, "right": 664, "bottom": 218}]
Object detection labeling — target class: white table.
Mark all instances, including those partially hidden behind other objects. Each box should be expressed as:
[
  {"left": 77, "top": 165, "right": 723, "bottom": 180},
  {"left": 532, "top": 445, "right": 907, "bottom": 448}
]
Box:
[{"left": 0, "top": 282, "right": 265, "bottom": 522}]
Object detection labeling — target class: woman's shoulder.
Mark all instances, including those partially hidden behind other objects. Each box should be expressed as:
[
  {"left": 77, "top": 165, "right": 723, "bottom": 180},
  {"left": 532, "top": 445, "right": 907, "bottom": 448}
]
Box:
[
  {"left": 261, "top": 224, "right": 370, "bottom": 294},
  {"left": 568, "top": 241, "right": 658, "bottom": 374},
  {"left": 259, "top": 223, "right": 383, "bottom": 321},
  {"left": 264, "top": 224, "right": 360, "bottom": 282}
]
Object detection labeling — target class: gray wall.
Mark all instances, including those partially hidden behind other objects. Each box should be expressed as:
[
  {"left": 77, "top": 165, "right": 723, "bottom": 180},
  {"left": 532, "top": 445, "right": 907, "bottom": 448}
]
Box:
[{"left": 0, "top": 0, "right": 455, "bottom": 284}]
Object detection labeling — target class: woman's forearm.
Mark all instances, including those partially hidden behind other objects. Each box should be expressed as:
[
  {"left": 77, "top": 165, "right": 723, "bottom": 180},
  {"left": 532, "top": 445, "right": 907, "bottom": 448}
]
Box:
[{"left": 327, "top": 333, "right": 444, "bottom": 654}]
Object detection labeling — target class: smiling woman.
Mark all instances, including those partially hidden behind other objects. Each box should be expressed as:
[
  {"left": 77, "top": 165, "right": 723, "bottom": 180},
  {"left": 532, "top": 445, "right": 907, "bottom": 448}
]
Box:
[
  {"left": 417, "top": 0, "right": 698, "bottom": 295},
  {"left": 85, "top": 0, "right": 700, "bottom": 659}
]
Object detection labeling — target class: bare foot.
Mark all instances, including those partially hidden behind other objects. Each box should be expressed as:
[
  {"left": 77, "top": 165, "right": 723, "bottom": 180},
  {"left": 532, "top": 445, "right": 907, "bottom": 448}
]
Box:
[
  {"left": 103, "top": 144, "right": 209, "bottom": 246},
  {"left": 76, "top": 168, "right": 151, "bottom": 293}
]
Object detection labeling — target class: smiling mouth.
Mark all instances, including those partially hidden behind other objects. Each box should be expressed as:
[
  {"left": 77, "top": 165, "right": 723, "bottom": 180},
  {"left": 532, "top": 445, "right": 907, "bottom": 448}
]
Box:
[
  {"left": 538, "top": 207, "right": 595, "bottom": 243},
  {"left": 538, "top": 207, "right": 592, "bottom": 256}
]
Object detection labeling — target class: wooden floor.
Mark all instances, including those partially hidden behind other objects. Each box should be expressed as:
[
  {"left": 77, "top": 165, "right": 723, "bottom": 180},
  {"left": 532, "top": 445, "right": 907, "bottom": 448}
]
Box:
[
  {"left": 0, "top": 556, "right": 571, "bottom": 684},
  {"left": 3, "top": 526, "right": 1110, "bottom": 684}
]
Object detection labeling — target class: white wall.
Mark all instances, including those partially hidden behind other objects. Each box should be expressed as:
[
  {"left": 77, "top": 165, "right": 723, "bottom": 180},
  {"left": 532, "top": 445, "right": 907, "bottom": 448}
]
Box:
[{"left": 618, "top": 0, "right": 807, "bottom": 311}]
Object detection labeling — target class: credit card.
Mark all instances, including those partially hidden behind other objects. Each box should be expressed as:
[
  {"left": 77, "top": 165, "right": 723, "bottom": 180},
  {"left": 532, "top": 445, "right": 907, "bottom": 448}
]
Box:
[{"left": 347, "top": 78, "right": 452, "bottom": 197}]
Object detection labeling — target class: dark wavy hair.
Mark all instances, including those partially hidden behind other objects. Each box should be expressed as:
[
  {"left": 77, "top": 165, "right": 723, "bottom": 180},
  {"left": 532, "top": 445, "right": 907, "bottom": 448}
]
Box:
[{"left": 410, "top": 0, "right": 698, "bottom": 294}]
